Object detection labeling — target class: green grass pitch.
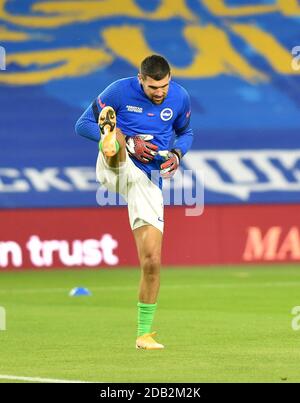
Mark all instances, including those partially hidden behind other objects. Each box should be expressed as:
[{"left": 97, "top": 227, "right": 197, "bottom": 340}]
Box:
[{"left": 0, "top": 265, "right": 300, "bottom": 383}]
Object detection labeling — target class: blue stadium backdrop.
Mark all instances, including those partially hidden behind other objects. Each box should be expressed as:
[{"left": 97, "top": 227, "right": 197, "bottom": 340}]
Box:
[{"left": 0, "top": 0, "right": 300, "bottom": 268}]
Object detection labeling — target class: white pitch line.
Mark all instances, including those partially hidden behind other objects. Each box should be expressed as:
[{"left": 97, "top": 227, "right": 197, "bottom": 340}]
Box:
[{"left": 0, "top": 374, "right": 93, "bottom": 383}]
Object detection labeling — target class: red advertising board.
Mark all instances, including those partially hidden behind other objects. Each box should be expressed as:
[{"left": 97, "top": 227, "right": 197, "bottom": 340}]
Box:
[{"left": 0, "top": 204, "right": 299, "bottom": 270}]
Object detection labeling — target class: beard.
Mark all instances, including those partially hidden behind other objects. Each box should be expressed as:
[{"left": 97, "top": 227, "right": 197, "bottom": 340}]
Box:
[{"left": 151, "top": 95, "right": 165, "bottom": 104}]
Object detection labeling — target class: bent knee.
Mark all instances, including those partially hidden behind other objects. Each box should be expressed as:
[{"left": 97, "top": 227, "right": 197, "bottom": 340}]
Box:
[{"left": 142, "top": 254, "right": 161, "bottom": 274}]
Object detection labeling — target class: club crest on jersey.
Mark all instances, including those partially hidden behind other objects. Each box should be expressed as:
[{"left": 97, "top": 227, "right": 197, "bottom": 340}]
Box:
[{"left": 160, "top": 108, "right": 173, "bottom": 121}]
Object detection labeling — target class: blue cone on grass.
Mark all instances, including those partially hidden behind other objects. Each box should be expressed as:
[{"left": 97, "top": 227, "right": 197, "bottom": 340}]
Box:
[{"left": 69, "top": 287, "right": 92, "bottom": 297}]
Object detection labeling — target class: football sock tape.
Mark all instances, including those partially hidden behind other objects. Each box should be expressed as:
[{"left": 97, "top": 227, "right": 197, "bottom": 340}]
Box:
[
  {"left": 137, "top": 302, "right": 157, "bottom": 337},
  {"left": 98, "top": 140, "right": 120, "bottom": 153}
]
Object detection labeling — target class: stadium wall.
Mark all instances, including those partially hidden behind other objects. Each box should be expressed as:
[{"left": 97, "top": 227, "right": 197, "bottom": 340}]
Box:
[{"left": 0, "top": 204, "right": 299, "bottom": 270}]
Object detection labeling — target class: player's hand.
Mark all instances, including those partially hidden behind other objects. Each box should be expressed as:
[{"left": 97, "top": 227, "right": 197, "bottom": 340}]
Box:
[
  {"left": 159, "top": 151, "right": 180, "bottom": 179},
  {"left": 126, "top": 135, "right": 158, "bottom": 163}
]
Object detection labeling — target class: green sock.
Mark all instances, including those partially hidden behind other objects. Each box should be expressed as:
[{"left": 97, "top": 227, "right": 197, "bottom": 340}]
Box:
[
  {"left": 137, "top": 302, "right": 157, "bottom": 337},
  {"left": 98, "top": 140, "right": 120, "bottom": 153}
]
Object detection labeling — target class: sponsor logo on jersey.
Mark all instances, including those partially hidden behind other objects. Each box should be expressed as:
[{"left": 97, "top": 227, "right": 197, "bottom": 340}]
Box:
[
  {"left": 160, "top": 108, "right": 173, "bottom": 121},
  {"left": 126, "top": 105, "right": 143, "bottom": 113}
]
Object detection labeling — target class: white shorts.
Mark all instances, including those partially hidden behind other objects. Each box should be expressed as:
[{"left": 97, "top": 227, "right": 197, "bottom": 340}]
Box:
[{"left": 96, "top": 151, "right": 164, "bottom": 233}]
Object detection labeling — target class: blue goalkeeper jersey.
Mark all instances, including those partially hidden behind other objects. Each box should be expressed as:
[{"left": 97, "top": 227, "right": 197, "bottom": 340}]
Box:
[{"left": 75, "top": 77, "right": 193, "bottom": 189}]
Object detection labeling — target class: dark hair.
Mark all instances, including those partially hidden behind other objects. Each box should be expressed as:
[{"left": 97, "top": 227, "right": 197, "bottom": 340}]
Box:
[{"left": 140, "top": 54, "right": 171, "bottom": 81}]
